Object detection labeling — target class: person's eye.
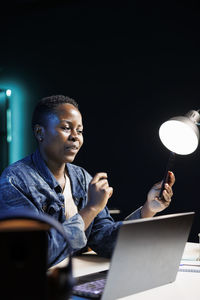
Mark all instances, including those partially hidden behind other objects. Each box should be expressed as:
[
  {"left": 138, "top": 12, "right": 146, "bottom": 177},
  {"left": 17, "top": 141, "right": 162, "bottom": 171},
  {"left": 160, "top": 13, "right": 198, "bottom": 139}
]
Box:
[
  {"left": 77, "top": 129, "right": 83, "bottom": 134},
  {"left": 62, "top": 126, "right": 70, "bottom": 131}
]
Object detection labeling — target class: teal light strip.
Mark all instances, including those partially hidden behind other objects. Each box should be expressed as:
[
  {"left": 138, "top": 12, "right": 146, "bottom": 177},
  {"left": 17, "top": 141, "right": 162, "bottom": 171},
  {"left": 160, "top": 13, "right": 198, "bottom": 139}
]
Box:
[{"left": 6, "top": 108, "right": 12, "bottom": 143}]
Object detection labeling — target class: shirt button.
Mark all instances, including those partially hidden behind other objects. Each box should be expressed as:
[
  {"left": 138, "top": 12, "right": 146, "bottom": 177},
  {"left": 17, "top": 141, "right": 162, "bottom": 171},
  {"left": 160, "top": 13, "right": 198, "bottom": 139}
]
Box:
[{"left": 42, "top": 204, "right": 47, "bottom": 212}]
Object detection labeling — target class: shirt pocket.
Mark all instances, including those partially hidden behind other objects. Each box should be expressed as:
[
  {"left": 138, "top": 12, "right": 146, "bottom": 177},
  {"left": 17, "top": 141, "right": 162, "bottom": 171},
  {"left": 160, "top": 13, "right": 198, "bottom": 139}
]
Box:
[{"left": 29, "top": 185, "right": 64, "bottom": 221}]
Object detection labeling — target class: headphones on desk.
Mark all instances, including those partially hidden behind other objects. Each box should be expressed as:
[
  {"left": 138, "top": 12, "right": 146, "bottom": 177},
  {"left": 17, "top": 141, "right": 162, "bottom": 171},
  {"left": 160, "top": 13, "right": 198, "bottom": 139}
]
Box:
[{"left": 0, "top": 209, "right": 75, "bottom": 300}]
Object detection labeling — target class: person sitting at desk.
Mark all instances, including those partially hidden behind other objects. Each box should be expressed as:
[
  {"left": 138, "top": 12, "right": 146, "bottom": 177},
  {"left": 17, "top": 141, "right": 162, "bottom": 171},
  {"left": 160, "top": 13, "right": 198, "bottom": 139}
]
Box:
[{"left": 0, "top": 95, "right": 175, "bottom": 268}]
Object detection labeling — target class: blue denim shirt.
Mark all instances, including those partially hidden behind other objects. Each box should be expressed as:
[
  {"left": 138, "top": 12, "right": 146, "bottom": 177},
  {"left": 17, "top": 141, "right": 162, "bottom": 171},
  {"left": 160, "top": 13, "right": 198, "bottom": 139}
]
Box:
[{"left": 0, "top": 149, "right": 141, "bottom": 267}]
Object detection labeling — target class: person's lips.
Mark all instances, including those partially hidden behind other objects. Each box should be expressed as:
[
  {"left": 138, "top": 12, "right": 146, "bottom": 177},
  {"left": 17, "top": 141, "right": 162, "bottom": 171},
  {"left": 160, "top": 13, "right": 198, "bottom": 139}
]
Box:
[{"left": 65, "top": 145, "right": 79, "bottom": 153}]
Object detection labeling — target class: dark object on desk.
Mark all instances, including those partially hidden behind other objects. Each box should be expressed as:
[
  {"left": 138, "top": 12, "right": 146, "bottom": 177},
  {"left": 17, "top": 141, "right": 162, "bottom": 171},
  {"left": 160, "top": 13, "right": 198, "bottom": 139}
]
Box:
[
  {"left": 0, "top": 229, "right": 47, "bottom": 300},
  {"left": 0, "top": 209, "right": 74, "bottom": 300},
  {"left": 47, "top": 258, "right": 75, "bottom": 300}
]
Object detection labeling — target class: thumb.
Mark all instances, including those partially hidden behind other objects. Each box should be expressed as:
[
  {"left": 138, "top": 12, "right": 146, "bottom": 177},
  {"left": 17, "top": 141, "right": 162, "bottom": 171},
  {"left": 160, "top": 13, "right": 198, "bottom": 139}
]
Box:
[{"left": 108, "top": 187, "right": 113, "bottom": 198}]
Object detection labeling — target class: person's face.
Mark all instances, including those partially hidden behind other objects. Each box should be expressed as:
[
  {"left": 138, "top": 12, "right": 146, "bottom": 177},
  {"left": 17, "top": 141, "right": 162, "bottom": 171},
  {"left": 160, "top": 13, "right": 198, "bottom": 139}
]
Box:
[{"left": 37, "top": 103, "right": 83, "bottom": 165}]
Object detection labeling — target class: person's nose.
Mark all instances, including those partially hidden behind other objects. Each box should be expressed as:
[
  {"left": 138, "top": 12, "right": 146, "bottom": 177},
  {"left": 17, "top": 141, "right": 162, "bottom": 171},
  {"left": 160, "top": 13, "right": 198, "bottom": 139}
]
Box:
[{"left": 69, "top": 129, "right": 78, "bottom": 141}]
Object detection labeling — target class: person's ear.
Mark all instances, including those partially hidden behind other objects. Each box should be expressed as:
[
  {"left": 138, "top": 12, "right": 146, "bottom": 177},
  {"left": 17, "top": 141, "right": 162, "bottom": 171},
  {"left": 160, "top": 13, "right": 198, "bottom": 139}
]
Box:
[{"left": 34, "top": 125, "right": 45, "bottom": 143}]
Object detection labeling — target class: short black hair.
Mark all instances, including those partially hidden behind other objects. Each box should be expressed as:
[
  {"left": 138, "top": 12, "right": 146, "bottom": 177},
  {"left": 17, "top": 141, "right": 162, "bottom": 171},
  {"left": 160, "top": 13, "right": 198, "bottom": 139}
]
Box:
[{"left": 32, "top": 95, "right": 79, "bottom": 131}]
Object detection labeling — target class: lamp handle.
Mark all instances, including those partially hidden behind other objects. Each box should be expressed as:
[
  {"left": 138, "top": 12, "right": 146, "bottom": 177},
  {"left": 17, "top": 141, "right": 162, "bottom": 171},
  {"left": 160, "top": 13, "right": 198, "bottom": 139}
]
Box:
[{"left": 159, "top": 151, "right": 176, "bottom": 200}]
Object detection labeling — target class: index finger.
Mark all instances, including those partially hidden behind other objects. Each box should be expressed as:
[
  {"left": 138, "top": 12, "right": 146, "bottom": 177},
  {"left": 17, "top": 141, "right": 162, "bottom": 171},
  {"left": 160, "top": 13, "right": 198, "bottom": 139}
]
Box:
[{"left": 90, "top": 172, "right": 108, "bottom": 184}]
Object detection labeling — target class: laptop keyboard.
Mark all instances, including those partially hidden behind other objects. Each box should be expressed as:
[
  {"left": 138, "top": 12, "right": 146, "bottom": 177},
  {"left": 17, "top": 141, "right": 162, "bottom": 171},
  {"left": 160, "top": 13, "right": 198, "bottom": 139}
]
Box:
[{"left": 72, "top": 271, "right": 107, "bottom": 299}]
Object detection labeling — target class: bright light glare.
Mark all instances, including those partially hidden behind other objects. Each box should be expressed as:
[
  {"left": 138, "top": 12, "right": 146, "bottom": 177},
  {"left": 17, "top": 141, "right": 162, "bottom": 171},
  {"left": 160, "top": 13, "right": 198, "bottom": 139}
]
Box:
[
  {"left": 159, "top": 120, "right": 199, "bottom": 155},
  {"left": 6, "top": 89, "right": 12, "bottom": 97}
]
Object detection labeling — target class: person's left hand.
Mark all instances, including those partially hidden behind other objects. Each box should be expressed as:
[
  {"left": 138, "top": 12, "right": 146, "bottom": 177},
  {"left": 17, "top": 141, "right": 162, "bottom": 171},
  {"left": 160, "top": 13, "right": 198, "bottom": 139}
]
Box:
[{"left": 141, "top": 171, "right": 175, "bottom": 218}]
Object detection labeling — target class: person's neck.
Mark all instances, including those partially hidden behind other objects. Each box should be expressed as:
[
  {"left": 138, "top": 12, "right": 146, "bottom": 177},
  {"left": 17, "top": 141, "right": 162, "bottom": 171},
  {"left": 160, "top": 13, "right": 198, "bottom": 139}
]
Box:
[
  {"left": 49, "top": 163, "right": 66, "bottom": 180},
  {"left": 47, "top": 161, "right": 67, "bottom": 192},
  {"left": 39, "top": 148, "right": 66, "bottom": 179}
]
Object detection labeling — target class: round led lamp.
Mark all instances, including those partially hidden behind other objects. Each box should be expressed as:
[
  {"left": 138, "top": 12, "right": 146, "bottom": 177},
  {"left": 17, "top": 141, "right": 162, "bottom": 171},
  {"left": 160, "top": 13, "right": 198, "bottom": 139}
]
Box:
[{"left": 159, "top": 110, "right": 200, "bottom": 155}]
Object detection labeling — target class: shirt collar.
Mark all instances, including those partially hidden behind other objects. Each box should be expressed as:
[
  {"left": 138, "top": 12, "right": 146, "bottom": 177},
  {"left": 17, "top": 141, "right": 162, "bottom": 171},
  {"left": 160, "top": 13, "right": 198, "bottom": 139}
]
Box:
[
  {"left": 32, "top": 148, "right": 60, "bottom": 190},
  {"left": 32, "top": 148, "right": 86, "bottom": 203},
  {"left": 66, "top": 163, "right": 86, "bottom": 205}
]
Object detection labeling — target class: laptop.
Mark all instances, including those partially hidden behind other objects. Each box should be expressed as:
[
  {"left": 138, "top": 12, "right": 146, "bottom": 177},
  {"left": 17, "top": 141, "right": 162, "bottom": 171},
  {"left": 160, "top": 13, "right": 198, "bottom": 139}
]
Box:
[{"left": 73, "top": 211, "right": 194, "bottom": 300}]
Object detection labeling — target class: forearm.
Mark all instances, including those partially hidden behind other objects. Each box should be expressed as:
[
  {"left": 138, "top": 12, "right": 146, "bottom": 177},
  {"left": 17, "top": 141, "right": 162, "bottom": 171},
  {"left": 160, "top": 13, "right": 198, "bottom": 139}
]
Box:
[
  {"left": 125, "top": 205, "right": 156, "bottom": 220},
  {"left": 79, "top": 205, "right": 101, "bottom": 230},
  {"left": 141, "top": 201, "right": 156, "bottom": 218}
]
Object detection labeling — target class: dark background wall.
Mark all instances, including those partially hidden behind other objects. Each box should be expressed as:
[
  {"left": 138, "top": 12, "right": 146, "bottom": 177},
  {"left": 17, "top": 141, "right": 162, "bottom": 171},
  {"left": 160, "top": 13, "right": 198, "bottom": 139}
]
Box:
[{"left": 0, "top": 0, "right": 200, "bottom": 241}]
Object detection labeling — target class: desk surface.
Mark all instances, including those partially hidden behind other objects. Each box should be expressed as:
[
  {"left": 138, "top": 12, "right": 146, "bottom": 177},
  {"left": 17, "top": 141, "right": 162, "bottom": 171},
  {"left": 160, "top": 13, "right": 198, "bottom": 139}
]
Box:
[
  {"left": 120, "top": 271, "right": 200, "bottom": 300},
  {"left": 62, "top": 242, "right": 200, "bottom": 300}
]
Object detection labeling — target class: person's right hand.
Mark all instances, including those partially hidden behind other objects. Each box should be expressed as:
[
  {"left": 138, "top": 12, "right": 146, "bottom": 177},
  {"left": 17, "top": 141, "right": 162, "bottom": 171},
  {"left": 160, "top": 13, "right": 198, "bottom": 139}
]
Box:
[{"left": 87, "top": 172, "right": 113, "bottom": 214}]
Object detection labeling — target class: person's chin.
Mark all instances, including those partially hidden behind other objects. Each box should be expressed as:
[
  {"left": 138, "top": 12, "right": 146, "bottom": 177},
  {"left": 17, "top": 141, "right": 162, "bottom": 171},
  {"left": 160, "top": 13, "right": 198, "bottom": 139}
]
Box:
[{"left": 64, "top": 153, "right": 76, "bottom": 163}]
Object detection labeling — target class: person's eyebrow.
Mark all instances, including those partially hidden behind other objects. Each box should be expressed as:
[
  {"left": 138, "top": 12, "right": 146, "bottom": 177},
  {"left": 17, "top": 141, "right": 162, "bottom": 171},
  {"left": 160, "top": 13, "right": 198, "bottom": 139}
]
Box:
[{"left": 60, "top": 120, "right": 83, "bottom": 127}]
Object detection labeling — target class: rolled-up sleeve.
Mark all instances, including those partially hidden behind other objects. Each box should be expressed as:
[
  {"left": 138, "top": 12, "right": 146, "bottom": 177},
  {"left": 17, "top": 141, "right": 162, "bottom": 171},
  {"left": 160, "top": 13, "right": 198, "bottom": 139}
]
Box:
[
  {"left": 48, "top": 213, "right": 87, "bottom": 267},
  {"left": 86, "top": 206, "right": 142, "bottom": 258},
  {"left": 86, "top": 207, "right": 122, "bottom": 258},
  {"left": 124, "top": 206, "right": 142, "bottom": 220}
]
